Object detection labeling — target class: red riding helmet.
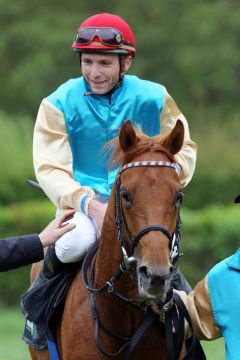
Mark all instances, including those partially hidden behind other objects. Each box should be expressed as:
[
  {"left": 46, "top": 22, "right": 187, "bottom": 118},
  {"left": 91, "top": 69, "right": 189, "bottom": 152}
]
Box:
[{"left": 72, "top": 13, "right": 136, "bottom": 58}]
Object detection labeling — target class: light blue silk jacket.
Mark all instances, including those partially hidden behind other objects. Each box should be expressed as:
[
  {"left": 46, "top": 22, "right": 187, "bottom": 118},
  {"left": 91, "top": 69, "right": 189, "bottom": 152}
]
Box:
[
  {"left": 47, "top": 75, "right": 164, "bottom": 198},
  {"left": 33, "top": 74, "right": 196, "bottom": 211}
]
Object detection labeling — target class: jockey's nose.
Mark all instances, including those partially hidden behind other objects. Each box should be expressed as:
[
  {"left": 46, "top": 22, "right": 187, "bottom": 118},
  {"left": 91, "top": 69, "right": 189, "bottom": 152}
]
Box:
[{"left": 90, "top": 64, "right": 101, "bottom": 78}]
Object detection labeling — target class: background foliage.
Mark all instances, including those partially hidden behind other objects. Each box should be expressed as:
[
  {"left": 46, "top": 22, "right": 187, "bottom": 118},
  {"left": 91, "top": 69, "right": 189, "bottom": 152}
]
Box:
[
  {"left": 0, "top": 0, "right": 240, "bottom": 317},
  {"left": 0, "top": 0, "right": 240, "bottom": 208},
  {"left": 0, "top": 3, "right": 239, "bottom": 359}
]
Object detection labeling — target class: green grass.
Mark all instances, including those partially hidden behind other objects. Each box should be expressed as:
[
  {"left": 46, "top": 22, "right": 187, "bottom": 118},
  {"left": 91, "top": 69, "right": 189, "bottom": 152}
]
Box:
[
  {"left": 0, "top": 306, "right": 30, "bottom": 360},
  {"left": 202, "top": 338, "right": 225, "bottom": 359},
  {"left": 0, "top": 307, "right": 225, "bottom": 359}
]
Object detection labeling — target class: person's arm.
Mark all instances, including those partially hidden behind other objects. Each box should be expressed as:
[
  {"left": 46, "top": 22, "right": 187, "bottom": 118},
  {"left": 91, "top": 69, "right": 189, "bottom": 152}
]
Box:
[
  {"left": 0, "top": 210, "right": 76, "bottom": 272},
  {"left": 160, "top": 89, "right": 197, "bottom": 187},
  {"left": 33, "top": 99, "right": 96, "bottom": 211},
  {"left": 0, "top": 234, "right": 43, "bottom": 272},
  {"left": 175, "top": 276, "right": 221, "bottom": 340}
]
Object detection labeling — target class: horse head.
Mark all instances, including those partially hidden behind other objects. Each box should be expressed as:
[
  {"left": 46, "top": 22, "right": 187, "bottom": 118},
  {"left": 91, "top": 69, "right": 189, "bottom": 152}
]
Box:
[{"left": 113, "top": 119, "right": 184, "bottom": 305}]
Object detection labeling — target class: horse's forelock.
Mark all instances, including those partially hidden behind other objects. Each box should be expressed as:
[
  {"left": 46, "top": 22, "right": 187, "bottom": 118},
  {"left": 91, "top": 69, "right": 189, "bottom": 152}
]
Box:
[{"left": 107, "top": 131, "right": 174, "bottom": 168}]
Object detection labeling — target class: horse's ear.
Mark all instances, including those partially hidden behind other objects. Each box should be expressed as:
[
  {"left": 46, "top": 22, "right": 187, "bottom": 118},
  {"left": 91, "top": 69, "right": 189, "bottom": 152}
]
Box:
[
  {"left": 162, "top": 119, "right": 184, "bottom": 155},
  {"left": 119, "top": 120, "right": 137, "bottom": 151}
]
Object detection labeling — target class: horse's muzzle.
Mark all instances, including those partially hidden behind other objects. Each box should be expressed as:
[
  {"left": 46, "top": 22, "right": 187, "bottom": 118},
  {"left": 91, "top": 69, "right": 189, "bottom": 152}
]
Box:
[{"left": 138, "top": 265, "right": 173, "bottom": 300}]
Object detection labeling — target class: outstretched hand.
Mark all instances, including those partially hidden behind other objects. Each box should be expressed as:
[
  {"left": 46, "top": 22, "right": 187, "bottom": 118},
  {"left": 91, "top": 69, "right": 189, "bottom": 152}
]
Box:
[{"left": 39, "top": 210, "right": 76, "bottom": 247}]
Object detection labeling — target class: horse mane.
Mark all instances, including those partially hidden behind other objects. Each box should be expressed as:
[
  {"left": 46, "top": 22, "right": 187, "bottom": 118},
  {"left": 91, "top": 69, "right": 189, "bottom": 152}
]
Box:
[{"left": 106, "top": 127, "right": 175, "bottom": 168}]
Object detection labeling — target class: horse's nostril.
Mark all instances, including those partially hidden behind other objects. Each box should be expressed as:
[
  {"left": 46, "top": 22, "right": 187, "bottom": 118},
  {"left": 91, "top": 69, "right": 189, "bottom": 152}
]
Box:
[{"left": 139, "top": 266, "right": 151, "bottom": 280}]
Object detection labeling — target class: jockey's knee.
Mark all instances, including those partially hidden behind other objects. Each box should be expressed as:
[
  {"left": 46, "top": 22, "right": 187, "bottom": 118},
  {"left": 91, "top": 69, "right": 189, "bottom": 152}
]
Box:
[{"left": 55, "top": 211, "right": 97, "bottom": 263}]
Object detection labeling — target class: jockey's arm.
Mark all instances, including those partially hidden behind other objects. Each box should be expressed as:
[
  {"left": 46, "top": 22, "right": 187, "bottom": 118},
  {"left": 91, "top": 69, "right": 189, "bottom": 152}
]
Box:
[
  {"left": 160, "top": 89, "right": 197, "bottom": 187},
  {"left": 33, "top": 99, "right": 96, "bottom": 211}
]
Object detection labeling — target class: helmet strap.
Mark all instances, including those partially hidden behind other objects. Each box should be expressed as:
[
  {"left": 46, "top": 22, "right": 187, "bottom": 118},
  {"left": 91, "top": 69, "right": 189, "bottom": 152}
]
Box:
[
  {"left": 79, "top": 53, "right": 82, "bottom": 68},
  {"left": 119, "top": 55, "right": 126, "bottom": 81}
]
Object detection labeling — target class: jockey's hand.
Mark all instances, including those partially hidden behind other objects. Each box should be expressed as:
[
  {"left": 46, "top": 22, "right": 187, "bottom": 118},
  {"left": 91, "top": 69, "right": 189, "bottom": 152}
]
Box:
[
  {"left": 39, "top": 210, "right": 76, "bottom": 248},
  {"left": 88, "top": 199, "right": 107, "bottom": 234}
]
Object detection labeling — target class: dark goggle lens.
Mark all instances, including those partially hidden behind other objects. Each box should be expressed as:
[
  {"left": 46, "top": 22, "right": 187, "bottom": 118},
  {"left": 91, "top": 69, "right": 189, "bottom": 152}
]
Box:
[{"left": 75, "top": 28, "right": 123, "bottom": 46}]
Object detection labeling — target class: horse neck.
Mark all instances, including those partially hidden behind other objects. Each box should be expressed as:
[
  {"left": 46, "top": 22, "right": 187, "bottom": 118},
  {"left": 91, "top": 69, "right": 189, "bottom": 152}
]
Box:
[
  {"left": 94, "top": 191, "right": 135, "bottom": 294},
  {"left": 94, "top": 194, "right": 122, "bottom": 284}
]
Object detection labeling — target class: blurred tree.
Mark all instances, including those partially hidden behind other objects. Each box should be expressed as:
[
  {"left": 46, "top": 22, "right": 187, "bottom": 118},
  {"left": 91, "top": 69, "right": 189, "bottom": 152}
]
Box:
[
  {"left": 0, "top": 0, "right": 240, "bottom": 208},
  {"left": 1, "top": 0, "right": 240, "bottom": 119}
]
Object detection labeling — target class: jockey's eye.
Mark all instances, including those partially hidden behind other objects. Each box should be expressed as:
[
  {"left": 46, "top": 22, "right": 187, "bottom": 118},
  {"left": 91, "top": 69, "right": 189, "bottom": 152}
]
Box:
[
  {"left": 175, "top": 190, "right": 184, "bottom": 208},
  {"left": 120, "top": 187, "right": 132, "bottom": 206}
]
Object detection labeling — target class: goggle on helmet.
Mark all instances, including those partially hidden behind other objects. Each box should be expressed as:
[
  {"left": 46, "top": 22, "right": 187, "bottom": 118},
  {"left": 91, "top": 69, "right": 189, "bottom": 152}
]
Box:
[{"left": 72, "top": 13, "right": 136, "bottom": 58}]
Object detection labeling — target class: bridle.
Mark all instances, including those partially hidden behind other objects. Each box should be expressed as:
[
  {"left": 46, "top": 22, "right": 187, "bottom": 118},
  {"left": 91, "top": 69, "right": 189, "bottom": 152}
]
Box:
[
  {"left": 83, "top": 159, "right": 182, "bottom": 294},
  {"left": 115, "top": 160, "right": 181, "bottom": 271},
  {"left": 83, "top": 160, "right": 181, "bottom": 294}
]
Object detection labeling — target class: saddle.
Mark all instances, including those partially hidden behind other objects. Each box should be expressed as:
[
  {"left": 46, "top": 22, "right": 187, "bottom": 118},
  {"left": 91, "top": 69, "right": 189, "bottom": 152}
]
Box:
[{"left": 21, "top": 262, "right": 79, "bottom": 341}]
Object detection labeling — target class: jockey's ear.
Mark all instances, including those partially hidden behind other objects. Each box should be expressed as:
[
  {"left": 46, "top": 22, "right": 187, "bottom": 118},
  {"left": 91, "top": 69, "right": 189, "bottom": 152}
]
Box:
[
  {"left": 119, "top": 120, "right": 137, "bottom": 151},
  {"left": 123, "top": 56, "right": 132, "bottom": 73},
  {"left": 162, "top": 119, "right": 184, "bottom": 155}
]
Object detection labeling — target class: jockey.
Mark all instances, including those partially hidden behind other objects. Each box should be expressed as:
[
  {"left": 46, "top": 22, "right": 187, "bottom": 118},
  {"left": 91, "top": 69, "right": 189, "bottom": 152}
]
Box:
[
  {"left": 176, "top": 195, "right": 240, "bottom": 360},
  {"left": 22, "top": 13, "right": 197, "bottom": 351}
]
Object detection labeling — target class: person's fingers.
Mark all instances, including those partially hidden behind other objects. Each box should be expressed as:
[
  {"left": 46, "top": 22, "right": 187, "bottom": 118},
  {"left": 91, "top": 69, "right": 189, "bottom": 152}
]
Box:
[
  {"left": 63, "top": 210, "right": 75, "bottom": 222},
  {"left": 58, "top": 223, "right": 76, "bottom": 236},
  {"left": 57, "top": 210, "right": 75, "bottom": 227},
  {"left": 60, "top": 221, "right": 70, "bottom": 228}
]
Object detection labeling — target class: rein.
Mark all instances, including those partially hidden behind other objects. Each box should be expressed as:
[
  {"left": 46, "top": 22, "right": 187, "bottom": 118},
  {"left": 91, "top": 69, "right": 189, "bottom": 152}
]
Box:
[{"left": 82, "top": 160, "right": 198, "bottom": 359}]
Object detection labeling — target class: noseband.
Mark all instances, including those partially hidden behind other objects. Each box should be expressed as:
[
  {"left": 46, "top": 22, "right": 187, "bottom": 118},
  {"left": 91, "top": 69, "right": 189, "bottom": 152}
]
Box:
[{"left": 115, "top": 160, "right": 181, "bottom": 270}]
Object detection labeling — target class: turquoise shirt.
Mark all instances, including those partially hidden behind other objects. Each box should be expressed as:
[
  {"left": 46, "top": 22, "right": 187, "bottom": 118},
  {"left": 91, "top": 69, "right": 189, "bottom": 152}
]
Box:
[
  {"left": 46, "top": 75, "right": 165, "bottom": 199},
  {"left": 208, "top": 248, "right": 240, "bottom": 360}
]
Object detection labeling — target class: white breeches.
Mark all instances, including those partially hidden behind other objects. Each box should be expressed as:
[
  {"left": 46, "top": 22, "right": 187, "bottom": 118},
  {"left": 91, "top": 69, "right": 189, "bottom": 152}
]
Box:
[{"left": 55, "top": 211, "right": 99, "bottom": 263}]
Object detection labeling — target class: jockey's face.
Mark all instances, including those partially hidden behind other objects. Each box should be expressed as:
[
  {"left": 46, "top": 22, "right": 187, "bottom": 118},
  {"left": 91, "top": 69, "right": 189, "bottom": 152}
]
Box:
[{"left": 81, "top": 53, "right": 132, "bottom": 94}]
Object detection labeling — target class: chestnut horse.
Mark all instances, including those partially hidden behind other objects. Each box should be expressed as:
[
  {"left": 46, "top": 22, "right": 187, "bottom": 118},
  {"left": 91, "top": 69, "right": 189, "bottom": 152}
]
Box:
[{"left": 31, "top": 119, "right": 188, "bottom": 360}]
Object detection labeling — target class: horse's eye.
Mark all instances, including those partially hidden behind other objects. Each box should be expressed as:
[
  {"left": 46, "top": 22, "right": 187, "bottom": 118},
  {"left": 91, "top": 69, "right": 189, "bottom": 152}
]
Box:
[
  {"left": 120, "top": 188, "right": 132, "bottom": 205},
  {"left": 175, "top": 191, "right": 184, "bottom": 207}
]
